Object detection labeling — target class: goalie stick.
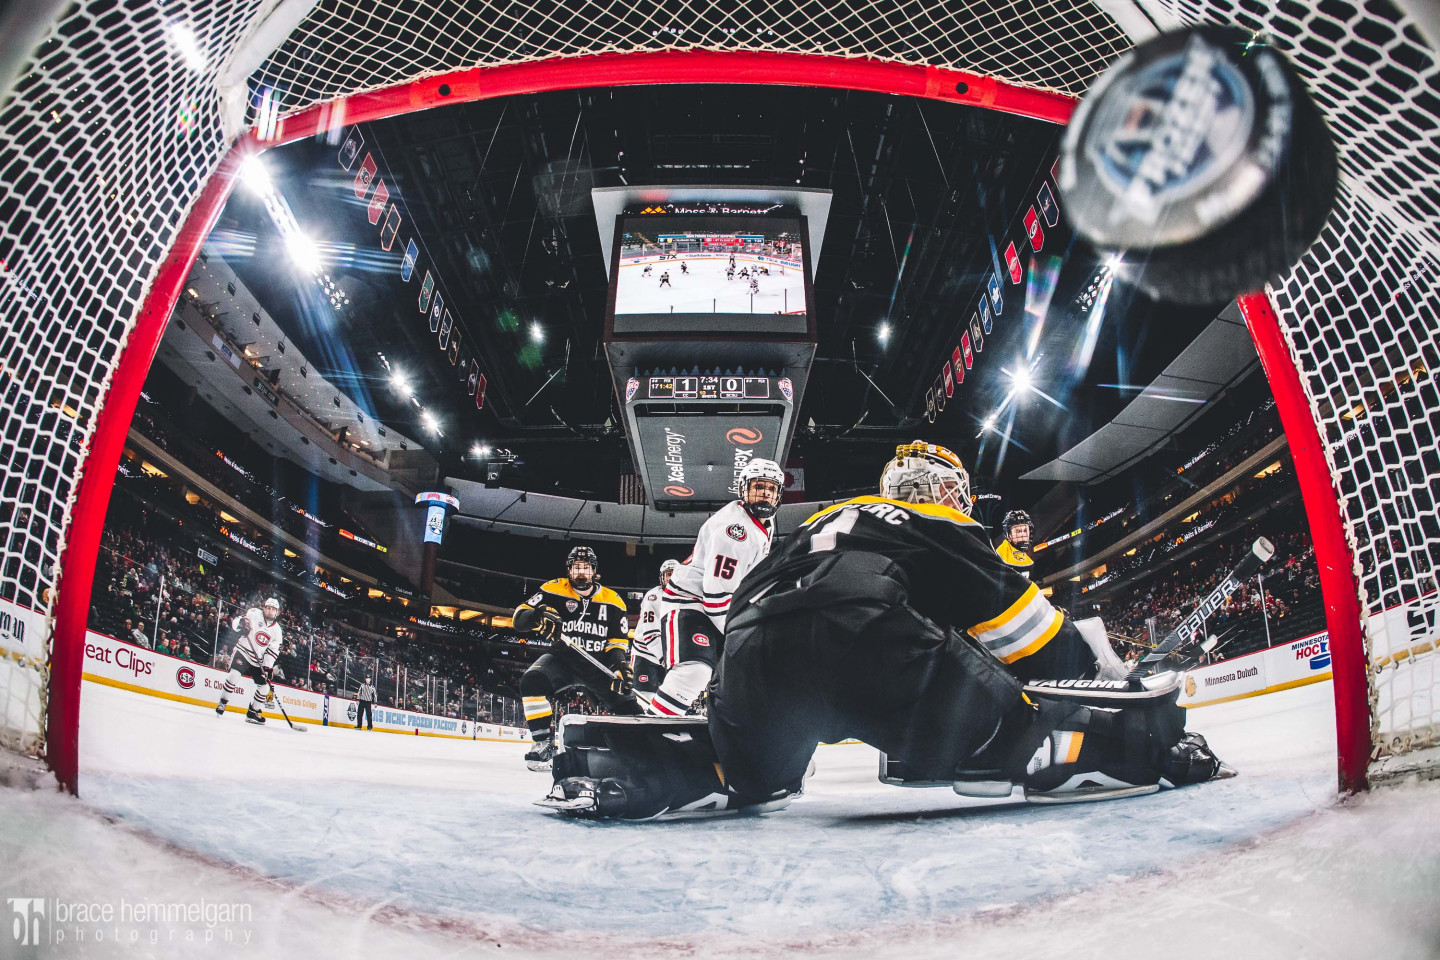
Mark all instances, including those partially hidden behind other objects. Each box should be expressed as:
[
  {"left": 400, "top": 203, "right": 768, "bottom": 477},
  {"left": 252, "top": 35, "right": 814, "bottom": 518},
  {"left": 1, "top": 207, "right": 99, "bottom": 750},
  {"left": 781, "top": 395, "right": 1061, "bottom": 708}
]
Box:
[{"left": 1142, "top": 537, "right": 1275, "bottom": 664}]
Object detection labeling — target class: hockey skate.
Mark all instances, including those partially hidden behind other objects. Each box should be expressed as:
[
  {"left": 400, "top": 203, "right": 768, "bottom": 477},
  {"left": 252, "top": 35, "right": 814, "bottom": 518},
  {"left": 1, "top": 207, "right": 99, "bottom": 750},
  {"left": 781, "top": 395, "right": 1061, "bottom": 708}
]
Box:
[
  {"left": 524, "top": 737, "right": 555, "bottom": 771},
  {"left": 245, "top": 704, "right": 266, "bottom": 725},
  {"left": 215, "top": 700, "right": 227, "bottom": 717}
]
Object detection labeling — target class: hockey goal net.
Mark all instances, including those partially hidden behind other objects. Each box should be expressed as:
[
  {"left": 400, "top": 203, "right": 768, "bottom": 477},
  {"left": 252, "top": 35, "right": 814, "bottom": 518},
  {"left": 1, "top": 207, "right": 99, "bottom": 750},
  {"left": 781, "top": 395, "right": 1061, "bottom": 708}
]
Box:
[{"left": 0, "top": 0, "right": 1435, "bottom": 791}]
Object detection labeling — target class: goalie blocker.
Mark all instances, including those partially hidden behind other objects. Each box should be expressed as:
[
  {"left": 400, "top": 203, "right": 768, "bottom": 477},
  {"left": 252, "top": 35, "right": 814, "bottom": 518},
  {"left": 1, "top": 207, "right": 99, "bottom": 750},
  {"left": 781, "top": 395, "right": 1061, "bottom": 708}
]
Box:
[{"left": 539, "top": 551, "right": 1231, "bottom": 819}]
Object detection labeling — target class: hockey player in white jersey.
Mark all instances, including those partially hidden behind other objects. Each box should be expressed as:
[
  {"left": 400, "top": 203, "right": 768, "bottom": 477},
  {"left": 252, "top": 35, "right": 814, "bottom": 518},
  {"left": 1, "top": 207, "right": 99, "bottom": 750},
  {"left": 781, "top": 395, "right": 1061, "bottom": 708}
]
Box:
[
  {"left": 215, "top": 597, "right": 284, "bottom": 724},
  {"left": 632, "top": 559, "right": 679, "bottom": 711},
  {"left": 650, "top": 458, "right": 784, "bottom": 716}
]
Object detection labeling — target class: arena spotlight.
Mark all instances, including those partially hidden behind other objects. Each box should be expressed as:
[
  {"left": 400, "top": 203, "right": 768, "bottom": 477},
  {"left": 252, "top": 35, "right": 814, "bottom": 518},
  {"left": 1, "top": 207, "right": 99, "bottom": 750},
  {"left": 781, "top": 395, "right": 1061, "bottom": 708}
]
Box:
[
  {"left": 237, "top": 155, "right": 272, "bottom": 197},
  {"left": 472, "top": 443, "right": 491, "bottom": 458},
  {"left": 285, "top": 231, "right": 322, "bottom": 275},
  {"left": 167, "top": 22, "right": 207, "bottom": 73},
  {"left": 389, "top": 371, "right": 411, "bottom": 396},
  {"left": 421, "top": 410, "right": 441, "bottom": 435},
  {"left": 530, "top": 322, "right": 545, "bottom": 343},
  {"left": 1010, "top": 366, "right": 1033, "bottom": 394},
  {"left": 877, "top": 322, "right": 891, "bottom": 344}
]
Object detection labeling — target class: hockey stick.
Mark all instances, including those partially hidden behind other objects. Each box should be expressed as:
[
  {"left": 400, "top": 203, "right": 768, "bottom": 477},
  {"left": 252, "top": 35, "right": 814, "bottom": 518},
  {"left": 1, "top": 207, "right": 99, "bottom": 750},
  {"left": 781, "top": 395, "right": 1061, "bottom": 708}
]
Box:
[
  {"left": 268, "top": 684, "right": 308, "bottom": 732},
  {"left": 1142, "top": 537, "right": 1276, "bottom": 664},
  {"left": 555, "top": 634, "right": 618, "bottom": 680}
]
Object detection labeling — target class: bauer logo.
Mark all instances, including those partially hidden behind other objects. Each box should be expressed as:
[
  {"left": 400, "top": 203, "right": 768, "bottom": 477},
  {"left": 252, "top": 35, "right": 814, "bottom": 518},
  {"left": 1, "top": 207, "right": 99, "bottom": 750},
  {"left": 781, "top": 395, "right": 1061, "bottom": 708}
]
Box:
[
  {"left": 176, "top": 666, "right": 196, "bottom": 690},
  {"left": 1291, "top": 635, "right": 1331, "bottom": 671}
]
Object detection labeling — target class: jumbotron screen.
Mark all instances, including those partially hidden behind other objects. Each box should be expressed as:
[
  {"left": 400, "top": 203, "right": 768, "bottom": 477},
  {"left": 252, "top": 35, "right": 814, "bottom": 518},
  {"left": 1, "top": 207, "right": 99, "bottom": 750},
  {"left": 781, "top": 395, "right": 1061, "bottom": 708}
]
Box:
[{"left": 609, "top": 215, "right": 810, "bottom": 336}]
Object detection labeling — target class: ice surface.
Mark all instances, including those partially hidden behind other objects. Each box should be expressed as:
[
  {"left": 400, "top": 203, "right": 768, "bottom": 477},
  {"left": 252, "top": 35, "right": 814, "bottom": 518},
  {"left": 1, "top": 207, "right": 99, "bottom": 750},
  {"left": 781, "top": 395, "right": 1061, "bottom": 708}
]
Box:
[{"left": 1, "top": 679, "right": 1437, "bottom": 958}]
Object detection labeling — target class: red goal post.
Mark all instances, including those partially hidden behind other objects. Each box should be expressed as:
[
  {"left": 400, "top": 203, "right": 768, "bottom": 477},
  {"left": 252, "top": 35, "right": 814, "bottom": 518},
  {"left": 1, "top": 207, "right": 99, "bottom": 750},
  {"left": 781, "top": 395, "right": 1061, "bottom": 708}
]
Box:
[{"left": 2, "top": 1, "right": 1435, "bottom": 796}]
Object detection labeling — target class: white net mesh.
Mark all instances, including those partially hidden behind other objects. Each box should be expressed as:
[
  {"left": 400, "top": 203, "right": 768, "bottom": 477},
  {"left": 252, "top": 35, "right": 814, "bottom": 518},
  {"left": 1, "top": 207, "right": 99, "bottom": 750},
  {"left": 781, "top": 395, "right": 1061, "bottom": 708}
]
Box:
[
  {"left": 1, "top": 0, "right": 1437, "bottom": 782},
  {"left": 253, "top": 0, "right": 1132, "bottom": 106},
  {"left": 0, "top": 0, "right": 261, "bottom": 759},
  {"left": 1155, "top": 0, "right": 1440, "bottom": 765}
]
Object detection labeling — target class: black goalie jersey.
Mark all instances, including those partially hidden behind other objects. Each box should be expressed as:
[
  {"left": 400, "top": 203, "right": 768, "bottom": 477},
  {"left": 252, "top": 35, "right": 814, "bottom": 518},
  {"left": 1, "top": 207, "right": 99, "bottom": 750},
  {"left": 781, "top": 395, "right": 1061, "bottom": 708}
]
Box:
[
  {"left": 730, "top": 495, "right": 1085, "bottom": 680},
  {"left": 517, "top": 578, "right": 630, "bottom": 660}
]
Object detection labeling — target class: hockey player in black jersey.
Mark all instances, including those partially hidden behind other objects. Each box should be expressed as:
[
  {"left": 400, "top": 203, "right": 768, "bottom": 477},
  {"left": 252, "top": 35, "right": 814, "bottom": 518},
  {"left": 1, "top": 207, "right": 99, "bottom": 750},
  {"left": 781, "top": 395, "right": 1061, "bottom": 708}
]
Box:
[
  {"left": 539, "top": 442, "right": 1229, "bottom": 818},
  {"left": 996, "top": 508, "right": 1035, "bottom": 576},
  {"left": 514, "top": 546, "right": 639, "bottom": 770}
]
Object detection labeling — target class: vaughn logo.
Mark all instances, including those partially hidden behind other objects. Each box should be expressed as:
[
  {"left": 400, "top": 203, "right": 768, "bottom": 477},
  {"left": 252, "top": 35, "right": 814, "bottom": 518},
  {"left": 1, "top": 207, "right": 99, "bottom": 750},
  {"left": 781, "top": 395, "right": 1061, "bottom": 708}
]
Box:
[{"left": 176, "top": 666, "right": 196, "bottom": 690}]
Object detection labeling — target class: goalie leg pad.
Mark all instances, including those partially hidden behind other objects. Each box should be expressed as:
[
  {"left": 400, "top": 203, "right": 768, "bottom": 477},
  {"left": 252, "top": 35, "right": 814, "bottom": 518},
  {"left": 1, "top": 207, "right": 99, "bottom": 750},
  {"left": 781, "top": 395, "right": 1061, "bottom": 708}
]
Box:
[
  {"left": 1002, "top": 676, "right": 1232, "bottom": 802},
  {"left": 542, "top": 716, "right": 739, "bottom": 820}
]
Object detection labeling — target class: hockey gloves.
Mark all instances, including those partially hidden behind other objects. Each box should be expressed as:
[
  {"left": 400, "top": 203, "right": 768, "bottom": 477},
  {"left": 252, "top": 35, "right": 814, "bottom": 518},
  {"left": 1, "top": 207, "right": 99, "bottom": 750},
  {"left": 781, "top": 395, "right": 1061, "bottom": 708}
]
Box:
[
  {"left": 534, "top": 606, "right": 562, "bottom": 642},
  {"left": 610, "top": 660, "right": 635, "bottom": 697}
]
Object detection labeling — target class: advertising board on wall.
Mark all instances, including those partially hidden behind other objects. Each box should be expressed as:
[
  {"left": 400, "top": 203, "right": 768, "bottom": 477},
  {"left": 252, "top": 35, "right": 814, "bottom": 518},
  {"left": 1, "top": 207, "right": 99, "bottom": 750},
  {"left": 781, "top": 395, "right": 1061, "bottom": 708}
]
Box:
[
  {"left": 1179, "top": 629, "right": 1335, "bottom": 708},
  {"left": 75, "top": 625, "right": 527, "bottom": 742}
]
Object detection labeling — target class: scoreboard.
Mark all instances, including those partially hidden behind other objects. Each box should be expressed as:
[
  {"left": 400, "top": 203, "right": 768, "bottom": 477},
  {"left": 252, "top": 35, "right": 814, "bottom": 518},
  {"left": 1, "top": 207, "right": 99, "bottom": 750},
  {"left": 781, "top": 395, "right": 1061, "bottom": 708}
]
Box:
[
  {"left": 624, "top": 374, "right": 794, "bottom": 509},
  {"left": 629, "top": 375, "right": 790, "bottom": 403},
  {"left": 601, "top": 190, "right": 824, "bottom": 511}
]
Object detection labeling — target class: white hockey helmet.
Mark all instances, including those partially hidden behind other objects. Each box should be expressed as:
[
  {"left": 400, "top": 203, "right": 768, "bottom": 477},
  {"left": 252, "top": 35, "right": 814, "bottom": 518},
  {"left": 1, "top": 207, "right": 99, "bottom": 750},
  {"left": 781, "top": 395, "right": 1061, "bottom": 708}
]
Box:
[
  {"left": 263, "top": 597, "right": 280, "bottom": 610},
  {"left": 262, "top": 597, "right": 280, "bottom": 622},
  {"left": 739, "top": 458, "right": 785, "bottom": 519},
  {"left": 880, "top": 441, "right": 973, "bottom": 512},
  {"left": 659, "top": 558, "right": 680, "bottom": 583}
]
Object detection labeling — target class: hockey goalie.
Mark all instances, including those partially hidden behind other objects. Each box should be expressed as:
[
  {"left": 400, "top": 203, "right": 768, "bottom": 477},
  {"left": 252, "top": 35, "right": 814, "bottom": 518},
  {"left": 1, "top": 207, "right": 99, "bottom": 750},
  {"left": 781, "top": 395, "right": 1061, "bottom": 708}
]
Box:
[{"left": 538, "top": 442, "right": 1232, "bottom": 820}]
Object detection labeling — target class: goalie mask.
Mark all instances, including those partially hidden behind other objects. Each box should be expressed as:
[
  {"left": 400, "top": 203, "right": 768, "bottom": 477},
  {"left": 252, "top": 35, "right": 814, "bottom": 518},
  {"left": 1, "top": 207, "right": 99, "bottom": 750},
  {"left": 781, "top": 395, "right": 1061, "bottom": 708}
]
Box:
[
  {"left": 1002, "top": 509, "right": 1034, "bottom": 551},
  {"left": 738, "top": 458, "right": 785, "bottom": 520},
  {"left": 880, "top": 441, "right": 973, "bottom": 513},
  {"left": 566, "top": 545, "right": 599, "bottom": 592}
]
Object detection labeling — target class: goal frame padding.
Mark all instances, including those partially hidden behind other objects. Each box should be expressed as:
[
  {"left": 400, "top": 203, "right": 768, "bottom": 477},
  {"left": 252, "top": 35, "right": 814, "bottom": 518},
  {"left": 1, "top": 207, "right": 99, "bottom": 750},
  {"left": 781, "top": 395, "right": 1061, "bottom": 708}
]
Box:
[{"left": 41, "top": 49, "right": 1370, "bottom": 794}]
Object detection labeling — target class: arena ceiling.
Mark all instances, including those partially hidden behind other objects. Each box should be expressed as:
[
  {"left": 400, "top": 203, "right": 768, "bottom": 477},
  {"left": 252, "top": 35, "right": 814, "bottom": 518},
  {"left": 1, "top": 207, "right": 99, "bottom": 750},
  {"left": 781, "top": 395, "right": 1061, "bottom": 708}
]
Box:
[{"left": 211, "top": 82, "right": 1225, "bottom": 508}]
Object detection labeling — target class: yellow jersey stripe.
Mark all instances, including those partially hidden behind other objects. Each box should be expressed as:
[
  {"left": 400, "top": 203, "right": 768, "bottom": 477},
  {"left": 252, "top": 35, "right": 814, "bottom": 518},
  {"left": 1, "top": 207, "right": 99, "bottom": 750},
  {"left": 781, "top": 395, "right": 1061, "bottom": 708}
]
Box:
[
  {"left": 802, "top": 495, "right": 979, "bottom": 527},
  {"left": 997, "top": 610, "right": 1064, "bottom": 664},
  {"left": 970, "top": 583, "right": 1041, "bottom": 637}
]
